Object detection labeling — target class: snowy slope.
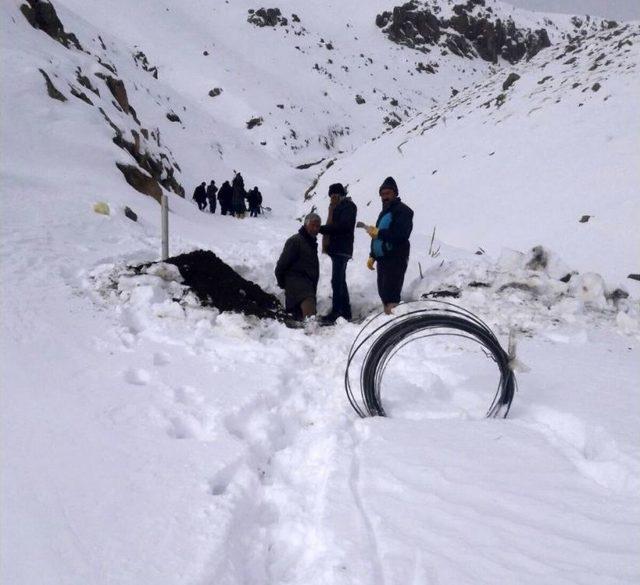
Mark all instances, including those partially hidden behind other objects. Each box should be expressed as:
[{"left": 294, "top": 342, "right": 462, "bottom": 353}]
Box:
[
  {"left": 311, "top": 20, "right": 640, "bottom": 286},
  {"left": 2, "top": 1, "right": 640, "bottom": 584}
]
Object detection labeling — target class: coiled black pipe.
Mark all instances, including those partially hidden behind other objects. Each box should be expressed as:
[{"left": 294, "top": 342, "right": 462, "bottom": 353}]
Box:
[{"left": 345, "top": 300, "right": 516, "bottom": 418}]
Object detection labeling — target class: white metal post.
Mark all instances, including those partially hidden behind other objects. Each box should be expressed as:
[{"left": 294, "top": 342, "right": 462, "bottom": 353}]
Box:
[{"left": 161, "top": 193, "right": 169, "bottom": 260}]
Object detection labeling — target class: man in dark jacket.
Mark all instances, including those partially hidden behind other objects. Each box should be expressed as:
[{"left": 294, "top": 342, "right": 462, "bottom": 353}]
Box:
[
  {"left": 206, "top": 180, "right": 217, "bottom": 214},
  {"left": 275, "top": 213, "right": 321, "bottom": 320},
  {"left": 192, "top": 181, "right": 207, "bottom": 210},
  {"left": 366, "top": 176, "right": 413, "bottom": 314},
  {"left": 247, "top": 187, "right": 260, "bottom": 217},
  {"left": 232, "top": 173, "right": 247, "bottom": 218},
  {"left": 318, "top": 183, "right": 357, "bottom": 323},
  {"left": 255, "top": 188, "right": 263, "bottom": 215},
  {"left": 217, "top": 181, "right": 233, "bottom": 215}
]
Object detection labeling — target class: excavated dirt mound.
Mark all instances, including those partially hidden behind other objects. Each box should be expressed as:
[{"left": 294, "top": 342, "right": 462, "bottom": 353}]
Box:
[{"left": 158, "top": 250, "right": 287, "bottom": 321}]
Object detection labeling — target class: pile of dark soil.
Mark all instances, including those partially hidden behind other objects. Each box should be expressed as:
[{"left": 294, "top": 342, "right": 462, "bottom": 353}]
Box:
[{"left": 156, "top": 250, "right": 288, "bottom": 321}]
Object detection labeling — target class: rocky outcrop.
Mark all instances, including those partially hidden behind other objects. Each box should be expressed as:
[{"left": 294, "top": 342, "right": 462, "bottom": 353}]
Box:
[
  {"left": 22, "top": 1, "right": 186, "bottom": 202},
  {"left": 133, "top": 49, "right": 158, "bottom": 79},
  {"left": 39, "top": 69, "right": 66, "bottom": 102},
  {"left": 247, "top": 8, "right": 288, "bottom": 27},
  {"left": 75, "top": 68, "right": 100, "bottom": 96},
  {"left": 116, "top": 163, "right": 163, "bottom": 202},
  {"left": 166, "top": 111, "right": 181, "bottom": 123},
  {"left": 20, "top": 0, "right": 82, "bottom": 50},
  {"left": 502, "top": 72, "right": 521, "bottom": 90},
  {"left": 99, "top": 107, "right": 184, "bottom": 199},
  {"left": 376, "top": 1, "right": 551, "bottom": 64},
  {"left": 101, "top": 75, "right": 130, "bottom": 114},
  {"left": 246, "top": 116, "right": 263, "bottom": 129},
  {"left": 69, "top": 85, "right": 93, "bottom": 105}
]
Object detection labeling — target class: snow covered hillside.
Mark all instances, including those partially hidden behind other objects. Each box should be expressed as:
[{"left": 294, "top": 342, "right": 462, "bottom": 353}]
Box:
[
  {"left": 310, "top": 17, "right": 640, "bottom": 285},
  {"left": 2, "top": 1, "right": 639, "bottom": 584}
]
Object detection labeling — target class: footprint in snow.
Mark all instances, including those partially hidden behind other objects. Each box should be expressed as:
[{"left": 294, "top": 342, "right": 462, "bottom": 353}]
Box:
[
  {"left": 153, "top": 351, "right": 171, "bottom": 366},
  {"left": 124, "top": 368, "right": 151, "bottom": 385}
]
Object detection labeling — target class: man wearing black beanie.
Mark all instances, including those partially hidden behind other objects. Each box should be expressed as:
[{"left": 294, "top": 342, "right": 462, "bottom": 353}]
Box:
[
  {"left": 319, "top": 182, "right": 357, "bottom": 323},
  {"left": 365, "top": 176, "right": 413, "bottom": 314}
]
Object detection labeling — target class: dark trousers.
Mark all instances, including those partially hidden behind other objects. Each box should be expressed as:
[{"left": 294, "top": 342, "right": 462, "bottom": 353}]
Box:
[
  {"left": 376, "top": 256, "right": 408, "bottom": 304},
  {"left": 330, "top": 255, "right": 351, "bottom": 320}
]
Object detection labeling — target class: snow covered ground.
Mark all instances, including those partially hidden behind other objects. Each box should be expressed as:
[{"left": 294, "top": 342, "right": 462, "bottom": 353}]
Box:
[{"left": 2, "top": 1, "right": 639, "bottom": 584}]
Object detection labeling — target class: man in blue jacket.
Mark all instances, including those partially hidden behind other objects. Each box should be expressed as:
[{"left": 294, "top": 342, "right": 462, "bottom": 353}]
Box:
[
  {"left": 366, "top": 176, "right": 413, "bottom": 314},
  {"left": 319, "top": 183, "right": 357, "bottom": 323}
]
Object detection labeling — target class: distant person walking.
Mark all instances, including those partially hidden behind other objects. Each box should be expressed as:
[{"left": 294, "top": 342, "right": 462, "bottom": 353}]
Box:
[
  {"left": 365, "top": 176, "right": 413, "bottom": 314},
  {"left": 206, "top": 180, "right": 218, "bottom": 214},
  {"left": 275, "top": 213, "right": 321, "bottom": 321},
  {"left": 218, "top": 180, "right": 233, "bottom": 215},
  {"left": 247, "top": 187, "right": 260, "bottom": 217},
  {"left": 232, "top": 173, "right": 247, "bottom": 218},
  {"left": 192, "top": 181, "right": 207, "bottom": 211},
  {"left": 255, "top": 188, "right": 263, "bottom": 215},
  {"left": 318, "top": 183, "right": 357, "bottom": 323}
]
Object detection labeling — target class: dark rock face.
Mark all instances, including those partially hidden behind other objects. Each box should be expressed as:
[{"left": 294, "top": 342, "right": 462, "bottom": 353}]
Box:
[
  {"left": 23, "top": 2, "right": 186, "bottom": 202},
  {"left": 133, "top": 49, "right": 158, "bottom": 79},
  {"left": 502, "top": 72, "right": 521, "bottom": 91},
  {"left": 160, "top": 250, "right": 287, "bottom": 321},
  {"left": 91, "top": 70, "right": 184, "bottom": 199},
  {"left": 39, "top": 69, "right": 66, "bottom": 102},
  {"left": 247, "top": 7, "right": 288, "bottom": 27},
  {"left": 102, "top": 108, "right": 184, "bottom": 198},
  {"left": 75, "top": 68, "right": 100, "bottom": 96},
  {"left": 69, "top": 85, "right": 93, "bottom": 105},
  {"left": 246, "top": 116, "right": 263, "bottom": 129},
  {"left": 116, "top": 163, "right": 163, "bottom": 202},
  {"left": 103, "top": 75, "right": 130, "bottom": 114},
  {"left": 166, "top": 111, "right": 181, "bottom": 123},
  {"left": 416, "top": 61, "right": 437, "bottom": 73},
  {"left": 208, "top": 87, "right": 223, "bottom": 97},
  {"left": 124, "top": 206, "right": 138, "bottom": 222},
  {"left": 20, "top": 0, "right": 82, "bottom": 50},
  {"left": 376, "top": 1, "right": 551, "bottom": 64}
]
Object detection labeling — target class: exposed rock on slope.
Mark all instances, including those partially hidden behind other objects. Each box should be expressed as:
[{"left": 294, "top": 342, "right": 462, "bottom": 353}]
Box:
[
  {"left": 23, "top": 0, "right": 185, "bottom": 200},
  {"left": 376, "top": 0, "right": 551, "bottom": 63},
  {"left": 20, "top": 0, "right": 82, "bottom": 50},
  {"left": 247, "top": 8, "right": 288, "bottom": 28}
]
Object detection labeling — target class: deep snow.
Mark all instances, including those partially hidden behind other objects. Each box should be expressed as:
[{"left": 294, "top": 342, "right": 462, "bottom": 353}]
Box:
[{"left": 2, "top": 1, "right": 639, "bottom": 584}]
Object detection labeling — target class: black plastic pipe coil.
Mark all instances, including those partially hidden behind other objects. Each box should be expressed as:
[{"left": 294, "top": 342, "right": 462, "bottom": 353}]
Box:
[{"left": 345, "top": 301, "right": 516, "bottom": 418}]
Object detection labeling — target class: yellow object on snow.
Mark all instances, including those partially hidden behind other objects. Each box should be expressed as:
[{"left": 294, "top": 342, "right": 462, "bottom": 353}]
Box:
[{"left": 93, "top": 201, "right": 111, "bottom": 216}]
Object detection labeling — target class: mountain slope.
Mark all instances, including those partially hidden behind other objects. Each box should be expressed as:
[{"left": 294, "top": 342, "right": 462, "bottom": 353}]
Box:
[
  {"left": 311, "top": 19, "right": 640, "bottom": 285},
  {"left": 2, "top": 2, "right": 639, "bottom": 585}
]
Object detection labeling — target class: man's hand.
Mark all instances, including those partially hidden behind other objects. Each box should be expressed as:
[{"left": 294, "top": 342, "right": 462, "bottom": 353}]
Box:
[
  {"left": 366, "top": 257, "right": 376, "bottom": 271},
  {"left": 365, "top": 225, "right": 379, "bottom": 238}
]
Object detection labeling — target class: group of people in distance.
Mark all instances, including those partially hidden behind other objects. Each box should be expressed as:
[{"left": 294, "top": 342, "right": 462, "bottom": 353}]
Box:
[
  {"left": 275, "top": 176, "right": 414, "bottom": 323},
  {"left": 192, "top": 172, "right": 263, "bottom": 218}
]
